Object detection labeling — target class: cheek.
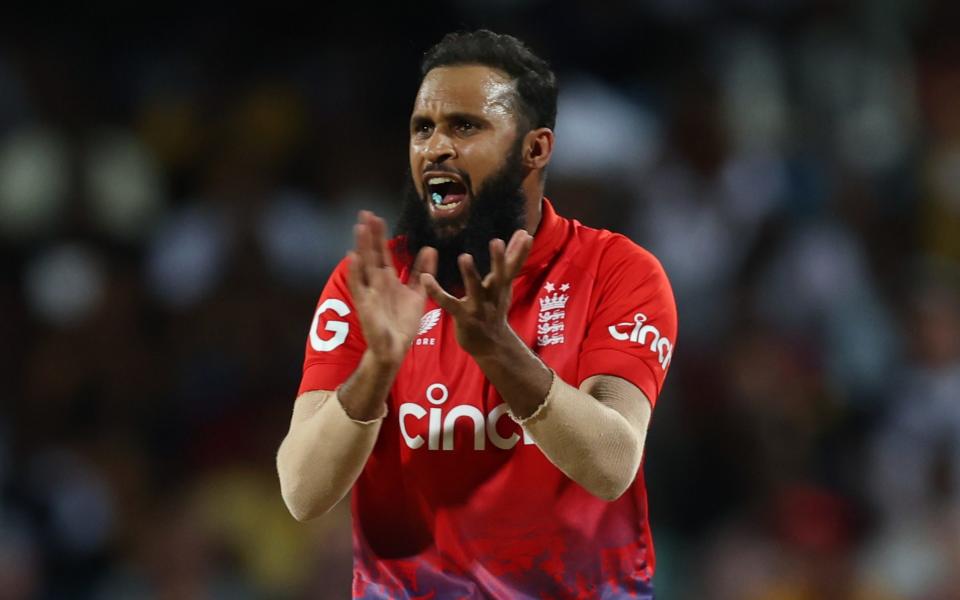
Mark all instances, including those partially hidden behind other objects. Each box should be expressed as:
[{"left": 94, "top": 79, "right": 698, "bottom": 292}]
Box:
[
  {"left": 409, "top": 147, "right": 423, "bottom": 194},
  {"left": 461, "top": 143, "right": 498, "bottom": 172},
  {"left": 462, "top": 146, "right": 505, "bottom": 186}
]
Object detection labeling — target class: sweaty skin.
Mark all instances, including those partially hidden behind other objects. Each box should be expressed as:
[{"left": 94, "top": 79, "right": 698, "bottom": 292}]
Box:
[
  {"left": 409, "top": 65, "right": 545, "bottom": 235},
  {"left": 277, "top": 65, "right": 654, "bottom": 520}
]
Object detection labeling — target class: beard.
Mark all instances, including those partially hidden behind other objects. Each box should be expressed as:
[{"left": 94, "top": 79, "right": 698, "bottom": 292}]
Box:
[{"left": 396, "top": 139, "right": 528, "bottom": 290}]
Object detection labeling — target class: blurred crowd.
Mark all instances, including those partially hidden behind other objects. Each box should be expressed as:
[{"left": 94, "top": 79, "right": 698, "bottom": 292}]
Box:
[{"left": 2, "top": 1, "right": 960, "bottom": 598}]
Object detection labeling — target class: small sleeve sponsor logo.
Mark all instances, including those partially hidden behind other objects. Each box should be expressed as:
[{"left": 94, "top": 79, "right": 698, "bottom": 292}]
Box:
[
  {"left": 608, "top": 312, "right": 673, "bottom": 370},
  {"left": 309, "top": 298, "right": 351, "bottom": 352}
]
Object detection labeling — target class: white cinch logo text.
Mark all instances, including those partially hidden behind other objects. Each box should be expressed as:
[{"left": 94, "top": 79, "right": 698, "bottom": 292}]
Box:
[
  {"left": 608, "top": 312, "right": 673, "bottom": 370},
  {"left": 309, "top": 299, "right": 350, "bottom": 352},
  {"left": 399, "top": 383, "right": 534, "bottom": 451}
]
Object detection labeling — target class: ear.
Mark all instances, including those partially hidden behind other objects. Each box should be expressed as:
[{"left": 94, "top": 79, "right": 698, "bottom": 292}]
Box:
[{"left": 522, "top": 127, "right": 554, "bottom": 171}]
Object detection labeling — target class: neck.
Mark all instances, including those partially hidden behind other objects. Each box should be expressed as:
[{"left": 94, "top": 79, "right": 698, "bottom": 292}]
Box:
[{"left": 522, "top": 179, "right": 544, "bottom": 234}]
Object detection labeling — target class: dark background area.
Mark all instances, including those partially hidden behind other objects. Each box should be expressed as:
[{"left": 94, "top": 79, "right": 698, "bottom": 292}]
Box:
[{"left": 2, "top": 1, "right": 959, "bottom": 597}]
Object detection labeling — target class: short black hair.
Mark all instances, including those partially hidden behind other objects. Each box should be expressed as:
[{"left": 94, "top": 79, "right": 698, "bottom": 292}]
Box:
[{"left": 420, "top": 30, "right": 558, "bottom": 132}]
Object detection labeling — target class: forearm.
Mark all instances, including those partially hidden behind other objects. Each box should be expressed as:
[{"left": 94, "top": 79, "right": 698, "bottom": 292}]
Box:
[
  {"left": 473, "top": 331, "right": 644, "bottom": 501},
  {"left": 277, "top": 350, "right": 399, "bottom": 521},
  {"left": 472, "top": 326, "right": 554, "bottom": 419}
]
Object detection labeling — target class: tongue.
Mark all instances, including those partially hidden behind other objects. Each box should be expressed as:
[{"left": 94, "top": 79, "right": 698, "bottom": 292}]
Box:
[{"left": 442, "top": 193, "right": 466, "bottom": 205}]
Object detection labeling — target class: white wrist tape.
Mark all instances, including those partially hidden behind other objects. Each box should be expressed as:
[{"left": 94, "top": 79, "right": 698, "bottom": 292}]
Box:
[{"left": 512, "top": 371, "right": 645, "bottom": 501}]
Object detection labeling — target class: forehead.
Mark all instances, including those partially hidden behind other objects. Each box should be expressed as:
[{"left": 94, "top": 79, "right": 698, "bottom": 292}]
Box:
[{"left": 413, "top": 65, "right": 517, "bottom": 120}]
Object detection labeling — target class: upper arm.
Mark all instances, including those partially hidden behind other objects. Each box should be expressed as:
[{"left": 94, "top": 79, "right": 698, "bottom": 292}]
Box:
[
  {"left": 577, "top": 235, "right": 678, "bottom": 408},
  {"left": 299, "top": 257, "right": 368, "bottom": 395}
]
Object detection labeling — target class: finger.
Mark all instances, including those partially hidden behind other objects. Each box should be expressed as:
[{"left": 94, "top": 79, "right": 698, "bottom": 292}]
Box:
[
  {"left": 363, "top": 212, "right": 383, "bottom": 266},
  {"left": 368, "top": 214, "right": 397, "bottom": 276},
  {"left": 347, "top": 250, "right": 366, "bottom": 302},
  {"left": 504, "top": 229, "right": 528, "bottom": 257},
  {"left": 488, "top": 238, "right": 506, "bottom": 286},
  {"left": 421, "top": 273, "right": 461, "bottom": 316},
  {"left": 504, "top": 230, "right": 534, "bottom": 280},
  {"left": 458, "top": 253, "right": 484, "bottom": 302},
  {"left": 408, "top": 246, "right": 438, "bottom": 292},
  {"left": 354, "top": 222, "right": 377, "bottom": 283},
  {"left": 357, "top": 209, "right": 374, "bottom": 249}
]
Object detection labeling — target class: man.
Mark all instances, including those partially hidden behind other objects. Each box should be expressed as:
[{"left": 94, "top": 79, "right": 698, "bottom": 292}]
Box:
[{"left": 277, "top": 30, "right": 677, "bottom": 599}]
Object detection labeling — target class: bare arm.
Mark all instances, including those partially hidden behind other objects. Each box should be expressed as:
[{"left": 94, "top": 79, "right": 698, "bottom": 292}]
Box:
[
  {"left": 422, "top": 231, "right": 651, "bottom": 501},
  {"left": 277, "top": 212, "right": 436, "bottom": 521}
]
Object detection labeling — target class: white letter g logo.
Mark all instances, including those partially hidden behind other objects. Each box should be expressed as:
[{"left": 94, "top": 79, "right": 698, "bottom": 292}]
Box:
[{"left": 309, "top": 299, "right": 350, "bottom": 352}]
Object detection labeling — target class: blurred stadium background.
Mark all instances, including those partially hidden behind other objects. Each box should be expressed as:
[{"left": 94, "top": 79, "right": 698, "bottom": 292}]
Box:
[{"left": 2, "top": 1, "right": 959, "bottom": 598}]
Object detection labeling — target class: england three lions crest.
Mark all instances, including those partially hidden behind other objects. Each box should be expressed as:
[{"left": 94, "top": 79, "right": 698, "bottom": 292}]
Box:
[{"left": 537, "top": 282, "right": 570, "bottom": 347}]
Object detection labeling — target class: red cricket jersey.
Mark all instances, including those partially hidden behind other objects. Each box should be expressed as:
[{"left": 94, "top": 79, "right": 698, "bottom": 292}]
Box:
[{"left": 299, "top": 199, "right": 677, "bottom": 599}]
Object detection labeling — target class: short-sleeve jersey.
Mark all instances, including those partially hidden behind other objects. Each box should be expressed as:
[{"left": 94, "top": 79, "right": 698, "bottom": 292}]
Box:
[{"left": 299, "top": 199, "right": 677, "bottom": 599}]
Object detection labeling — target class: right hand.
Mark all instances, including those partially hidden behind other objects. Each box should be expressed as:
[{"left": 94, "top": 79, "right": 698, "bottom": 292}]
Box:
[{"left": 345, "top": 210, "right": 437, "bottom": 366}]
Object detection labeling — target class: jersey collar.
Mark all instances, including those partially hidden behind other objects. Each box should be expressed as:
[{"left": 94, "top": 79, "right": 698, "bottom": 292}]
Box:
[{"left": 520, "top": 197, "right": 565, "bottom": 276}]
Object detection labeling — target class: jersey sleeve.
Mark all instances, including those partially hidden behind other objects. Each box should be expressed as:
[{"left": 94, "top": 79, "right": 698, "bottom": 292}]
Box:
[
  {"left": 297, "top": 256, "right": 368, "bottom": 395},
  {"left": 577, "top": 235, "right": 678, "bottom": 407}
]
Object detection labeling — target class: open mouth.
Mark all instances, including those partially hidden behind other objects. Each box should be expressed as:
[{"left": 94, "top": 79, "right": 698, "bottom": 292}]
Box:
[{"left": 425, "top": 175, "right": 469, "bottom": 215}]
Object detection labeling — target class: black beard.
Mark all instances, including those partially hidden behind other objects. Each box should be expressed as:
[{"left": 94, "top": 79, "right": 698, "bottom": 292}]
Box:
[{"left": 396, "top": 141, "right": 528, "bottom": 290}]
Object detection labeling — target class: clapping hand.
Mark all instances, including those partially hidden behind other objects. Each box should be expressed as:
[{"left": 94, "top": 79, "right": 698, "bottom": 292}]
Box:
[
  {"left": 346, "top": 211, "right": 437, "bottom": 366},
  {"left": 421, "top": 229, "right": 534, "bottom": 357}
]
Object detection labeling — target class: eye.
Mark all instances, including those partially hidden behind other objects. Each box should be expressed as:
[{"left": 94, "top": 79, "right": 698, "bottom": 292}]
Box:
[
  {"left": 454, "top": 120, "right": 477, "bottom": 134},
  {"left": 412, "top": 121, "right": 434, "bottom": 137}
]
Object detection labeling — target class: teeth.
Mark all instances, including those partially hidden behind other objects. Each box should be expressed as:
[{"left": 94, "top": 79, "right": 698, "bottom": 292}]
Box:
[
  {"left": 427, "top": 176, "right": 455, "bottom": 185},
  {"left": 434, "top": 200, "right": 462, "bottom": 211}
]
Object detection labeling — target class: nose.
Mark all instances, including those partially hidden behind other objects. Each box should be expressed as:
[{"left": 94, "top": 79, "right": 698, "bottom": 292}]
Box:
[{"left": 423, "top": 131, "right": 456, "bottom": 164}]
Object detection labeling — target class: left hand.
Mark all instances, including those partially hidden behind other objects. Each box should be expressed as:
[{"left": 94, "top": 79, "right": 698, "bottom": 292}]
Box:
[{"left": 421, "top": 229, "right": 534, "bottom": 357}]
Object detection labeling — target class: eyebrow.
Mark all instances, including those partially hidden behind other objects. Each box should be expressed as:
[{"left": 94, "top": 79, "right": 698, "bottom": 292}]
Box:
[
  {"left": 410, "top": 111, "right": 492, "bottom": 129},
  {"left": 410, "top": 115, "right": 432, "bottom": 130}
]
